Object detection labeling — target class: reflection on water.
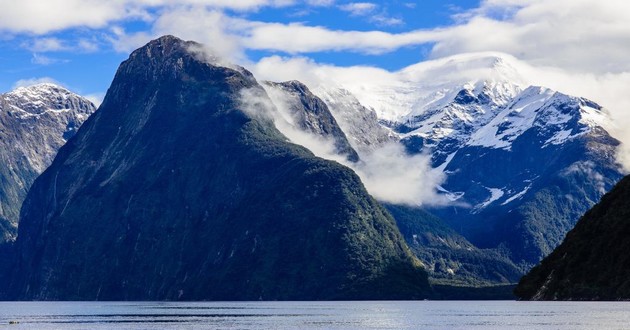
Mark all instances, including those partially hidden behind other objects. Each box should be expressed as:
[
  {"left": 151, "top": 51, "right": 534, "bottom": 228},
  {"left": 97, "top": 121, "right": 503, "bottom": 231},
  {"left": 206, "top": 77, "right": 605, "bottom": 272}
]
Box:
[{"left": 0, "top": 301, "right": 629, "bottom": 329}]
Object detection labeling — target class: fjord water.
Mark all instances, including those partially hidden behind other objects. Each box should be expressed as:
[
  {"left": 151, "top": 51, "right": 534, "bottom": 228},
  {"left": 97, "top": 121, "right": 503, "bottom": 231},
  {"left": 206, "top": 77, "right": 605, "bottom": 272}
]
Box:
[{"left": 1, "top": 301, "right": 629, "bottom": 329}]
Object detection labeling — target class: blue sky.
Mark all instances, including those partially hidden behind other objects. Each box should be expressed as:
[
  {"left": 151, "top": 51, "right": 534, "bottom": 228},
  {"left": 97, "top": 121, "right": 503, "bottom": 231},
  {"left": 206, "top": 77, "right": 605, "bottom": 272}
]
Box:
[
  {"left": 0, "top": 1, "right": 480, "bottom": 99},
  {"left": 0, "top": 0, "right": 628, "bottom": 112}
]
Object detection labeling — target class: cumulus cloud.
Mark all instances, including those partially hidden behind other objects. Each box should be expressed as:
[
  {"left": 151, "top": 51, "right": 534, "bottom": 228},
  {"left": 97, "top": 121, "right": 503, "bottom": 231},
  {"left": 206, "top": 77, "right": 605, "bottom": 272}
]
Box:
[
  {"left": 0, "top": 0, "right": 293, "bottom": 34},
  {"left": 23, "top": 37, "right": 68, "bottom": 52},
  {"left": 429, "top": 0, "right": 630, "bottom": 74},
  {"left": 338, "top": 2, "right": 402, "bottom": 26},
  {"left": 22, "top": 37, "right": 101, "bottom": 54},
  {"left": 108, "top": 8, "right": 248, "bottom": 62}
]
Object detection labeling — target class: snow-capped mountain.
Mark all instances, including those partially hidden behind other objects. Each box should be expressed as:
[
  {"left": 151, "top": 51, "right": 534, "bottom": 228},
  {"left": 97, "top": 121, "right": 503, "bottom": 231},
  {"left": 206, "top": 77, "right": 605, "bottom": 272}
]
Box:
[
  {"left": 0, "top": 83, "right": 96, "bottom": 242},
  {"left": 305, "top": 52, "right": 623, "bottom": 274},
  {"left": 312, "top": 86, "right": 396, "bottom": 155}
]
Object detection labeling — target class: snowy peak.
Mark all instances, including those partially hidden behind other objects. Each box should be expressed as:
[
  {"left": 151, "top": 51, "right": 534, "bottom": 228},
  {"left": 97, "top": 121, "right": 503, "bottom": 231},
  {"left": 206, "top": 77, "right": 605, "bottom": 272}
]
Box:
[
  {"left": 0, "top": 83, "right": 97, "bottom": 242},
  {"left": 312, "top": 85, "right": 396, "bottom": 154},
  {"left": 468, "top": 86, "right": 612, "bottom": 150},
  {"left": 3, "top": 83, "right": 95, "bottom": 116}
]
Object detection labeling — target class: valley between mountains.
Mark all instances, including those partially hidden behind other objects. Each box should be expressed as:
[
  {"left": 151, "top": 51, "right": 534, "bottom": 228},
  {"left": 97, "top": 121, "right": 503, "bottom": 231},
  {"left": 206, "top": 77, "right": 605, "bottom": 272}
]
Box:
[{"left": 0, "top": 36, "right": 625, "bottom": 300}]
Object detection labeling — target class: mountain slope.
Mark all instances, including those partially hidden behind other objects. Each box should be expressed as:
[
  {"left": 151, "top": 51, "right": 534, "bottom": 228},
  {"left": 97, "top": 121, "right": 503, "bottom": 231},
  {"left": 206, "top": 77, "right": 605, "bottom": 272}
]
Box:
[
  {"left": 386, "top": 204, "right": 522, "bottom": 286},
  {"left": 313, "top": 86, "right": 396, "bottom": 155},
  {"left": 515, "top": 175, "right": 630, "bottom": 300},
  {"left": 0, "top": 84, "right": 95, "bottom": 242},
  {"left": 432, "top": 87, "right": 621, "bottom": 266},
  {"left": 261, "top": 80, "right": 359, "bottom": 162},
  {"left": 8, "top": 36, "right": 430, "bottom": 301}
]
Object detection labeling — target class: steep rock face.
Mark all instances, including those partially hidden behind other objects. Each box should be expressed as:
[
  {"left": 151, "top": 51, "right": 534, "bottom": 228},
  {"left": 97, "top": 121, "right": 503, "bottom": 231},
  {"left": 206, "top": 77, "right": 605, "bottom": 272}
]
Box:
[
  {"left": 515, "top": 175, "right": 630, "bottom": 300},
  {"left": 262, "top": 81, "right": 359, "bottom": 162},
  {"left": 313, "top": 86, "right": 396, "bottom": 155},
  {"left": 0, "top": 84, "right": 95, "bottom": 242},
  {"left": 9, "top": 36, "right": 429, "bottom": 300}
]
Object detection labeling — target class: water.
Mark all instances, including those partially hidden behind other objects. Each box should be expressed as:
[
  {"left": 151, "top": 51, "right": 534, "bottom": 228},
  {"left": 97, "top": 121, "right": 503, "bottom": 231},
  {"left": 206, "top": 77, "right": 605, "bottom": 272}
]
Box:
[{"left": 0, "top": 301, "right": 629, "bottom": 329}]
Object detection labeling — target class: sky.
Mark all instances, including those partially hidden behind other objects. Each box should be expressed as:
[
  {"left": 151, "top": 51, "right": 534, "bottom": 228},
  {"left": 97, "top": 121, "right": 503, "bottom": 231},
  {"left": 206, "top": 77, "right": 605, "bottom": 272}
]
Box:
[{"left": 1, "top": 1, "right": 630, "bottom": 148}]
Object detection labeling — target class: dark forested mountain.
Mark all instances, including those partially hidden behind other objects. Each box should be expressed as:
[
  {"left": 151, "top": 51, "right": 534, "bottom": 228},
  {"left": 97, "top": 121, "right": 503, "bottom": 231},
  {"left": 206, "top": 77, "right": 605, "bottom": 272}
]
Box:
[
  {"left": 0, "top": 84, "right": 95, "bottom": 243},
  {"left": 386, "top": 204, "right": 522, "bottom": 286},
  {"left": 515, "top": 175, "right": 630, "bottom": 300},
  {"left": 7, "top": 36, "right": 430, "bottom": 300}
]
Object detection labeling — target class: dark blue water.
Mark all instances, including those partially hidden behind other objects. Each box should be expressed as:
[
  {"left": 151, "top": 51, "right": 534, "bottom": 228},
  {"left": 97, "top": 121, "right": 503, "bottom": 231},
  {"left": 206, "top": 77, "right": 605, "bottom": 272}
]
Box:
[{"left": 0, "top": 301, "right": 629, "bottom": 329}]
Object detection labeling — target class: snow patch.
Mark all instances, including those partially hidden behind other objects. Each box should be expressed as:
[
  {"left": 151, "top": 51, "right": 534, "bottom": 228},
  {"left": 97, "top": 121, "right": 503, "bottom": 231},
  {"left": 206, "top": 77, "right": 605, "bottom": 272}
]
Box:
[
  {"left": 476, "top": 187, "right": 505, "bottom": 210},
  {"left": 502, "top": 185, "right": 532, "bottom": 205}
]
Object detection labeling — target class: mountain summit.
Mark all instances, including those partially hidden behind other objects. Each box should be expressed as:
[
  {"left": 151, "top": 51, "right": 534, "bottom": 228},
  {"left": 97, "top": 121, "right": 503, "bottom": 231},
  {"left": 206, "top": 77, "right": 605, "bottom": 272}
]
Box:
[
  {"left": 0, "top": 83, "right": 95, "bottom": 242},
  {"left": 7, "top": 36, "right": 430, "bottom": 300}
]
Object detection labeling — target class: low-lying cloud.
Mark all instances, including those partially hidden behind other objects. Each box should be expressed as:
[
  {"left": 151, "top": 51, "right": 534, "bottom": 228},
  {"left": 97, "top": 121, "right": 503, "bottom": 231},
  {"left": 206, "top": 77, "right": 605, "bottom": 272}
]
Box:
[{"left": 238, "top": 84, "right": 446, "bottom": 207}]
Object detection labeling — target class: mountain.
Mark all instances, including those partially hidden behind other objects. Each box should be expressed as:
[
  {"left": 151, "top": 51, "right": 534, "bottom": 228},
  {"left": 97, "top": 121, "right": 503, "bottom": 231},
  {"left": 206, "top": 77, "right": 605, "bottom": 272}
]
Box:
[
  {"left": 386, "top": 204, "right": 522, "bottom": 286},
  {"left": 7, "top": 36, "right": 430, "bottom": 300},
  {"left": 515, "top": 175, "right": 630, "bottom": 300},
  {"left": 312, "top": 86, "right": 396, "bottom": 155},
  {"left": 261, "top": 80, "right": 359, "bottom": 162},
  {"left": 313, "top": 53, "right": 623, "bottom": 271},
  {"left": 430, "top": 86, "right": 621, "bottom": 267},
  {"left": 0, "top": 84, "right": 95, "bottom": 242}
]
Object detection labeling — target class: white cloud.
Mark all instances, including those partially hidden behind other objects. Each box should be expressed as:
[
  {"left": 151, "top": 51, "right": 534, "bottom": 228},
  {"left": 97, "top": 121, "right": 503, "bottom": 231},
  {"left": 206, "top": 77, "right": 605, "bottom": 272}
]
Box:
[
  {"left": 23, "top": 37, "right": 68, "bottom": 52},
  {"left": 369, "top": 13, "right": 403, "bottom": 27},
  {"left": 337, "top": 2, "right": 402, "bottom": 26},
  {"left": 243, "top": 23, "right": 439, "bottom": 54},
  {"left": 22, "top": 37, "right": 100, "bottom": 53},
  {"left": 430, "top": 0, "right": 630, "bottom": 74},
  {"left": 305, "top": 0, "right": 334, "bottom": 6},
  {"left": 352, "top": 143, "right": 446, "bottom": 206},
  {"left": 339, "top": 2, "right": 376, "bottom": 16},
  {"left": 31, "top": 53, "right": 68, "bottom": 65},
  {"left": 12, "top": 77, "right": 63, "bottom": 89},
  {"left": 83, "top": 92, "right": 106, "bottom": 107},
  {"left": 0, "top": 0, "right": 293, "bottom": 34}
]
